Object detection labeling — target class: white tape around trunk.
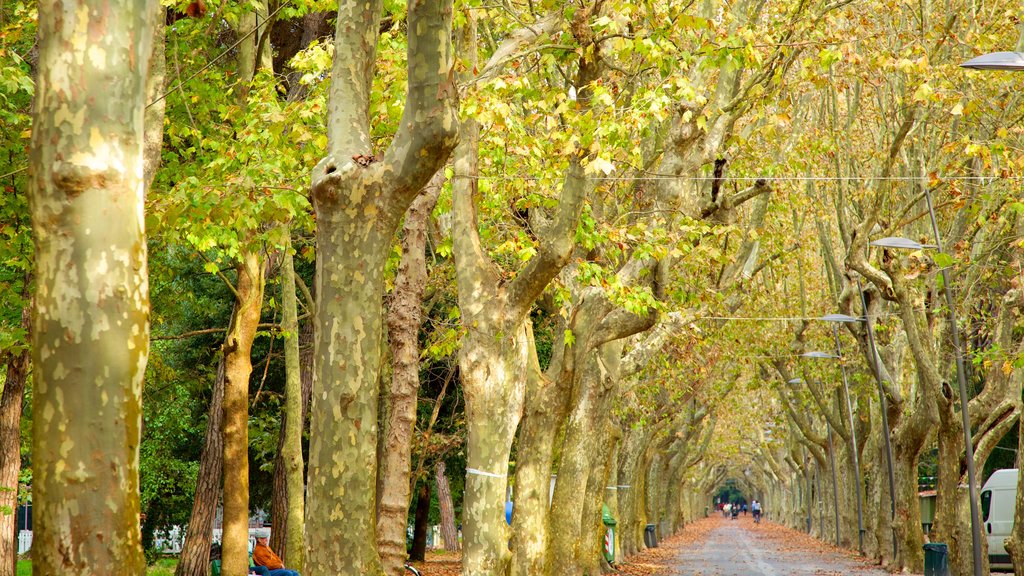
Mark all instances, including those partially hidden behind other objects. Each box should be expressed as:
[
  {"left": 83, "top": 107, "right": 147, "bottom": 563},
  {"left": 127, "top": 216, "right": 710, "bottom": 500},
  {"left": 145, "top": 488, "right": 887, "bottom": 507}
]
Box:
[{"left": 466, "top": 467, "right": 507, "bottom": 479}]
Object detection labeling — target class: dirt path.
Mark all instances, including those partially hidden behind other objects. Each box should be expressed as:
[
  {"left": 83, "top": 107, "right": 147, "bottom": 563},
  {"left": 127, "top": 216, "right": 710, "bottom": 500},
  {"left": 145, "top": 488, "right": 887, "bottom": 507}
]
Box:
[{"left": 670, "top": 515, "right": 892, "bottom": 576}]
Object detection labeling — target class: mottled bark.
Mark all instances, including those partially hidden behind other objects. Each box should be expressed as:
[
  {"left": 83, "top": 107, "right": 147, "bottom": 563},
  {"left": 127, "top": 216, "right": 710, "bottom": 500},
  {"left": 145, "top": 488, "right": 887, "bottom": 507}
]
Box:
[
  {"left": 29, "top": 1, "right": 157, "bottom": 572},
  {"left": 306, "top": 0, "right": 458, "bottom": 573},
  {"left": 175, "top": 361, "right": 226, "bottom": 576},
  {"left": 0, "top": 300, "right": 29, "bottom": 576},
  {"left": 221, "top": 251, "right": 266, "bottom": 576},
  {"left": 435, "top": 462, "right": 460, "bottom": 552},
  {"left": 454, "top": 6, "right": 600, "bottom": 574},
  {"left": 510, "top": 330, "right": 569, "bottom": 576},
  {"left": 549, "top": 343, "right": 622, "bottom": 575}
]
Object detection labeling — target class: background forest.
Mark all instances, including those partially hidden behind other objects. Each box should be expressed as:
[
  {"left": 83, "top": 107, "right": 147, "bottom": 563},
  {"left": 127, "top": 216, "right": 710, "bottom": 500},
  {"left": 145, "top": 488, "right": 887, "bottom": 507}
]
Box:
[{"left": 2, "top": 0, "right": 1024, "bottom": 575}]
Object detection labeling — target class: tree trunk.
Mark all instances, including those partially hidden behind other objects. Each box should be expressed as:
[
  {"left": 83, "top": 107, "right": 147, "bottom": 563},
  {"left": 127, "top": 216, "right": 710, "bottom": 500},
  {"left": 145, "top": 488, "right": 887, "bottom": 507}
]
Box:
[
  {"left": 436, "top": 461, "right": 460, "bottom": 552},
  {"left": 510, "top": 351, "right": 569, "bottom": 576},
  {"left": 221, "top": 251, "right": 266, "bottom": 576},
  {"left": 377, "top": 173, "right": 443, "bottom": 576},
  {"left": 410, "top": 481, "right": 431, "bottom": 563},
  {"left": 278, "top": 230, "right": 305, "bottom": 573},
  {"left": 578, "top": 422, "right": 618, "bottom": 576},
  {"left": 1004, "top": 398, "right": 1024, "bottom": 574},
  {"left": 305, "top": 0, "right": 457, "bottom": 572},
  {"left": 29, "top": 0, "right": 156, "bottom": 571},
  {"left": 269, "top": 319, "right": 312, "bottom": 558},
  {"left": 458, "top": 322, "right": 530, "bottom": 576},
  {"left": 891, "top": 443, "right": 925, "bottom": 571},
  {"left": 549, "top": 358, "right": 604, "bottom": 574},
  {"left": 0, "top": 301, "right": 29, "bottom": 576},
  {"left": 616, "top": 428, "right": 652, "bottom": 558},
  {"left": 175, "top": 360, "right": 226, "bottom": 576}
]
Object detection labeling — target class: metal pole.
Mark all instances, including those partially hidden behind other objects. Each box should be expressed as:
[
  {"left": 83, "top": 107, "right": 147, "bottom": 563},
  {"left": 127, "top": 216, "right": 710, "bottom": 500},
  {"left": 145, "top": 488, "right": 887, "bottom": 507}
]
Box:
[
  {"left": 833, "top": 324, "right": 865, "bottom": 553},
  {"left": 923, "top": 189, "right": 983, "bottom": 576},
  {"left": 827, "top": 424, "right": 841, "bottom": 547},
  {"left": 858, "top": 280, "right": 898, "bottom": 562}
]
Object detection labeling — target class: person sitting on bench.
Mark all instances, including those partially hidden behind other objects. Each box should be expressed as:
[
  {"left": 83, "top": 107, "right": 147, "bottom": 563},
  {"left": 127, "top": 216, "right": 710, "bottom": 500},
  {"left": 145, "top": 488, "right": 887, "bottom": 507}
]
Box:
[{"left": 253, "top": 530, "right": 300, "bottom": 576}]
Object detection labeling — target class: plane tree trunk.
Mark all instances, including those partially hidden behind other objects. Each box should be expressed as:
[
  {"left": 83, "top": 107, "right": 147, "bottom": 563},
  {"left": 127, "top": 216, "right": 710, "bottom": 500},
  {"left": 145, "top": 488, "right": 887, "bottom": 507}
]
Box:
[
  {"left": 28, "top": 1, "right": 158, "bottom": 571},
  {"left": 305, "top": 1, "right": 458, "bottom": 573}
]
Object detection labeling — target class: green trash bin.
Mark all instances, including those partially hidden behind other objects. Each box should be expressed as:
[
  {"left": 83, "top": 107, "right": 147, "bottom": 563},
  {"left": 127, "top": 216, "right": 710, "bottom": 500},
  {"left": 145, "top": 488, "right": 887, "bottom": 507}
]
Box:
[
  {"left": 923, "top": 542, "right": 949, "bottom": 576},
  {"left": 601, "top": 504, "right": 617, "bottom": 563}
]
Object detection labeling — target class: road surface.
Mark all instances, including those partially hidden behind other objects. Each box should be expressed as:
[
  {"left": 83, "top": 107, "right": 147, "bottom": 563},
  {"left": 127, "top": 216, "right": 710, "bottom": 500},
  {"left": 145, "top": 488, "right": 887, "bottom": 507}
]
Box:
[{"left": 671, "top": 516, "right": 891, "bottom": 576}]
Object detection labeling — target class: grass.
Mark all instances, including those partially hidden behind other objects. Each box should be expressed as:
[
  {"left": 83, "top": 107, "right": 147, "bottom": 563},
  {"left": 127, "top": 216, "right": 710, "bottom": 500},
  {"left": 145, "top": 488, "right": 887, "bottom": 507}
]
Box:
[
  {"left": 147, "top": 558, "right": 178, "bottom": 575},
  {"left": 15, "top": 558, "right": 178, "bottom": 575}
]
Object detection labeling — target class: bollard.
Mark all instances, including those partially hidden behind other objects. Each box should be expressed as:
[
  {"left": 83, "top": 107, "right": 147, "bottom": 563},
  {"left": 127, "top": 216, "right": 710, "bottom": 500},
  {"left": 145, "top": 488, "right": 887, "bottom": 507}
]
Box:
[{"left": 923, "top": 543, "right": 949, "bottom": 576}]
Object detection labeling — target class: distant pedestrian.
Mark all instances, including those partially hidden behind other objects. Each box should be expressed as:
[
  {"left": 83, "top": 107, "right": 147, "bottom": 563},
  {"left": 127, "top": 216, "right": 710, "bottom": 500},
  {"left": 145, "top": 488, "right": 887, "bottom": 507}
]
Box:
[
  {"left": 742, "top": 503, "right": 748, "bottom": 515},
  {"left": 751, "top": 500, "right": 762, "bottom": 523}
]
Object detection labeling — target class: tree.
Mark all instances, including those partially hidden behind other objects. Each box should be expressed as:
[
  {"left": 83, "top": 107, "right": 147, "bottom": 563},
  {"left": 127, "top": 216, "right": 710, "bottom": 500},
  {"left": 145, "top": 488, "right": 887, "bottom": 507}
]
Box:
[
  {"left": 377, "top": 172, "right": 444, "bottom": 576},
  {"left": 304, "top": 0, "right": 459, "bottom": 573},
  {"left": 28, "top": 0, "right": 158, "bottom": 571}
]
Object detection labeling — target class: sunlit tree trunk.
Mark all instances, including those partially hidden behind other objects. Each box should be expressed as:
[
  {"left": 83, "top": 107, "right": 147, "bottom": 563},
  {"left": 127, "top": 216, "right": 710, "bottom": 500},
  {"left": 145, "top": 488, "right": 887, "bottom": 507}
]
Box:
[
  {"left": 221, "top": 3, "right": 273, "bottom": 571},
  {"left": 220, "top": 250, "right": 266, "bottom": 576},
  {"left": 305, "top": 0, "right": 458, "bottom": 573},
  {"left": 29, "top": 1, "right": 157, "bottom": 571}
]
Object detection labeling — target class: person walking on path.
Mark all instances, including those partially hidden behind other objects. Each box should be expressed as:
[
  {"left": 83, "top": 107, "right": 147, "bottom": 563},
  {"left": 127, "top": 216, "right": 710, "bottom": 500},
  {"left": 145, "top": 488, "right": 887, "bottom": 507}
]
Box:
[
  {"left": 751, "top": 499, "right": 762, "bottom": 523},
  {"left": 253, "top": 530, "right": 301, "bottom": 576}
]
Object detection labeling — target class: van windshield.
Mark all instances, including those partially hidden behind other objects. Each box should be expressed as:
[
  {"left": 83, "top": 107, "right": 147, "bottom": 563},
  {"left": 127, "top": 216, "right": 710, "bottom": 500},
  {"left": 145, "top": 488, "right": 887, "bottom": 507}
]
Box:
[{"left": 981, "top": 490, "right": 991, "bottom": 522}]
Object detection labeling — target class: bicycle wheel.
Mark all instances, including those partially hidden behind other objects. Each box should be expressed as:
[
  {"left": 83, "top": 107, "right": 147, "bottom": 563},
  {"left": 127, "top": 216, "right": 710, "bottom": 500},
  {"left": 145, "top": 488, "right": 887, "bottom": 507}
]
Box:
[{"left": 404, "top": 564, "right": 422, "bottom": 576}]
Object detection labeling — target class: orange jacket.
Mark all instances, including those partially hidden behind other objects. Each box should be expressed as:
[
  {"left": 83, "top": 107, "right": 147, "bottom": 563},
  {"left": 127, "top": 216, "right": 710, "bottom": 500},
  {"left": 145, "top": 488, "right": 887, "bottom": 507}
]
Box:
[{"left": 253, "top": 542, "right": 284, "bottom": 570}]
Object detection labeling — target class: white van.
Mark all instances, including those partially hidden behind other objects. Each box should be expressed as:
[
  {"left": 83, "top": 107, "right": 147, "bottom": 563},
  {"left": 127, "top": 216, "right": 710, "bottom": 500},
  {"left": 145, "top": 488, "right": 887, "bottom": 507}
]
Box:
[{"left": 981, "top": 468, "right": 1017, "bottom": 570}]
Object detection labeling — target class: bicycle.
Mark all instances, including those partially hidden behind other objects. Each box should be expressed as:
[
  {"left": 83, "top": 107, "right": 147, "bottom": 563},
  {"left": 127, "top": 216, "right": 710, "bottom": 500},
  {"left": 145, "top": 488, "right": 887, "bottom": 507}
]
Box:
[{"left": 404, "top": 563, "right": 422, "bottom": 575}]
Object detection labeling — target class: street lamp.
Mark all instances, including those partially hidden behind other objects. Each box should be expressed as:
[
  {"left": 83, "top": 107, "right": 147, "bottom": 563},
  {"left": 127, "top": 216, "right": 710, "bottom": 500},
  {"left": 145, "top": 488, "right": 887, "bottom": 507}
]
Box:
[
  {"left": 960, "top": 51, "right": 1024, "bottom": 71},
  {"left": 820, "top": 307, "right": 898, "bottom": 561},
  {"left": 802, "top": 333, "right": 866, "bottom": 554},
  {"left": 869, "top": 187, "right": 983, "bottom": 576}
]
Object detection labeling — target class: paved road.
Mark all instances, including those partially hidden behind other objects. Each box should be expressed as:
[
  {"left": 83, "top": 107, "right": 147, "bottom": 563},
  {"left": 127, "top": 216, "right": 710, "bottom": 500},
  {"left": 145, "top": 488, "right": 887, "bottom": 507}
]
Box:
[{"left": 672, "top": 517, "right": 891, "bottom": 576}]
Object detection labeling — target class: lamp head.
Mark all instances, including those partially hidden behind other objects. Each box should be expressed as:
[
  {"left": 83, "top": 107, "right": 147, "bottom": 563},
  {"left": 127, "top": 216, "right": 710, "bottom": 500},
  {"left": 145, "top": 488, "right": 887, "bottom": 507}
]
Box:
[
  {"left": 961, "top": 52, "right": 1024, "bottom": 71},
  {"left": 821, "top": 313, "right": 862, "bottom": 323},
  {"left": 870, "top": 236, "right": 936, "bottom": 250}
]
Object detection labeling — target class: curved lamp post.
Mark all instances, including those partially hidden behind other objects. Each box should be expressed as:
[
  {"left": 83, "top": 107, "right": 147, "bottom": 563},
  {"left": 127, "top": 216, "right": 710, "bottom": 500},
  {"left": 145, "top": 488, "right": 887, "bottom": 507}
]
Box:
[
  {"left": 870, "top": 193, "right": 983, "bottom": 576},
  {"left": 802, "top": 341, "right": 866, "bottom": 553}
]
